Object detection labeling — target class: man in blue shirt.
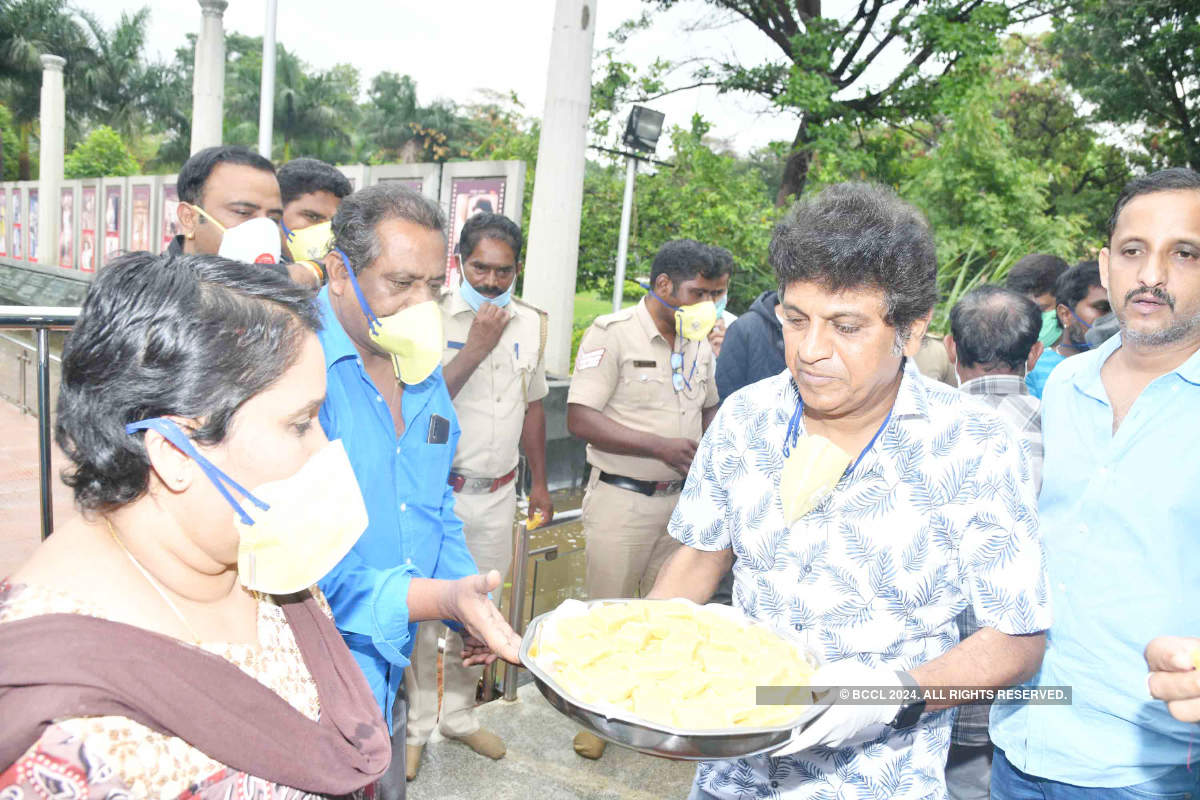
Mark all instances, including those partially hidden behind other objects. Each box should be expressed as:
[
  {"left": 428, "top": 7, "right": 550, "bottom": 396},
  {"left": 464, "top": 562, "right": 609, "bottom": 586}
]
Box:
[
  {"left": 315, "top": 184, "right": 519, "bottom": 799},
  {"left": 990, "top": 168, "right": 1200, "bottom": 798}
]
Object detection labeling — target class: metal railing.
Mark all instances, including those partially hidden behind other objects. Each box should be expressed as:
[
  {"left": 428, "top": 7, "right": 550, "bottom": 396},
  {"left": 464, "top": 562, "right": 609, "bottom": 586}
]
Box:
[
  {"left": 498, "top": 505, "right": 583, "bottom": 702},
  {"left": 0, "top": 306, "right": 80, "bottom": 540}
]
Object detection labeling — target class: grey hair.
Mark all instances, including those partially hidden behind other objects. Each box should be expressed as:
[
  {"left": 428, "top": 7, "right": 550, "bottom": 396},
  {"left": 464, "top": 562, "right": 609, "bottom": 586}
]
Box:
[
  {"left": 331, "top": 183, "right": 446, "bottom": 274},
  {"left": 770, "top": 182, "right": 938, "bottom": 338}
]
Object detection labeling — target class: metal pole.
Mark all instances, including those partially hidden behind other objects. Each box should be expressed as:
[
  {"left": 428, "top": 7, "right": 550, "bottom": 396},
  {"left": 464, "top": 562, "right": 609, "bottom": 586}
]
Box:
[
  {"left": 611, "top": 155, "right": 638, "bottom": 313},
  {"left": 35, "top": 327, "right": 53, "bottom": 539},
  {"left": 503, "top": 516, "right": 530, "bottom": 701},
  {"left": 257, "top": 0, "right": 278, "bottom": 159}
]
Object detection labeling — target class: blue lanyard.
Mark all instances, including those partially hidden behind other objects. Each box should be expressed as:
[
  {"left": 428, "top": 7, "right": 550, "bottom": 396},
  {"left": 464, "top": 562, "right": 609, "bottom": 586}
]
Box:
[
  {"left": 782, "top": 394, "right": 894, "bottom": 477},
  {"left": 649, "top": 291, "right": 699, "bottom": 392}
]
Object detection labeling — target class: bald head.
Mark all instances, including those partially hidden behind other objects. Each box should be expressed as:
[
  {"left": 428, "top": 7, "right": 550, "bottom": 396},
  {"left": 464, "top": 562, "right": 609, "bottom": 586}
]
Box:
[{"left": 947, "top": 285, "right": 1043, "bottom": 378}]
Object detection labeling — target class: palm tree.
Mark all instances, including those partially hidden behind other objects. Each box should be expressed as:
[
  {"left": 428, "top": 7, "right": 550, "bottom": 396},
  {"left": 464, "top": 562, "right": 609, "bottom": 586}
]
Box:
[
  {"left": 0, "top": 0, "right": 93, "bottom": 178},
  {"left": 74, "top": 8, "right": 153, "bottom": 145},
  {"left": 362, "top": 72, "right": 467, "bottom": 163}
]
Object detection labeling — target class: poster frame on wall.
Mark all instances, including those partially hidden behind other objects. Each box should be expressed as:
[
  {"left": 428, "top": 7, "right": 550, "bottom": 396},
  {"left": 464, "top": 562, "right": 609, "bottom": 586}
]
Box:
[
  {"left": 25, "top": 182, "right": 40, "bottom": 264},
  {"left": 9, "top": 185, "right": 24, "bottom": 261},
  {"left": 336, "top": 165, "right": 370, "bottom": 193},
  {"left": 78, "top": 180, "right": 101, "bottom": 273},
  {"left": 58, "top": 182, "right": 80, "bottom": 270},
  {"left": 126, "top": 176, "right": 160, "bottom": 255},
  {"left": 368, "top": 164, "right": 441, "bottom": 202},
  {"left": 438, "top": 161, "right": 526, "bottom": 285},
  {"left": 99, "top": 177, "right": 128, "bottom": 268},
  {"left": 0, "top": 185, "right": 8, "bottom": 258},
  {"left": 158, "top": 174, "right": 181, "bottom": 254}
]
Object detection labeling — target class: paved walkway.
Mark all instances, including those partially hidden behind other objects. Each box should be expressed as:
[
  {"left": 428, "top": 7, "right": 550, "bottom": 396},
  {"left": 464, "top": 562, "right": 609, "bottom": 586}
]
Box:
[
  {"left": 409, "top": 682, "right": 697, "bottom": 800},
  {"left": 0, "top": 399, "right": 75, "bottom": 577}
]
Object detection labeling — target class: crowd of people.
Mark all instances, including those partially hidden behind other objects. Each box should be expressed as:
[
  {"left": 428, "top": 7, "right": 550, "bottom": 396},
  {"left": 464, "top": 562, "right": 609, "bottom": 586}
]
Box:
[{"left": 0, "top": 143, "right": 1196, "bottom": 800}]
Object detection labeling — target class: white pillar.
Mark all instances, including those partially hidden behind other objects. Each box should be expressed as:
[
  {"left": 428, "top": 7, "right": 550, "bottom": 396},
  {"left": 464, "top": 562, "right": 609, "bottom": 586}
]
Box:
[
  {"left": 522, "top": 0, "right": 596, "bottom": 376},
  {"left": 37, "top": 54, "right": 65, "bottom": 268},
  {"left": 257, "top": 0, "right": 278, "bottom": 158},
  {"left": 190, "top": 0, "right": 228, "bottom": 154}
]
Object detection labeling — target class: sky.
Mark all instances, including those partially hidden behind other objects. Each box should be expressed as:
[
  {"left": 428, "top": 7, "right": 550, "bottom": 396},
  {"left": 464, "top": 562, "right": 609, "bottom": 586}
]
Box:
[{"left": 77, "top": 0, "right": 813, "bottom": 155}]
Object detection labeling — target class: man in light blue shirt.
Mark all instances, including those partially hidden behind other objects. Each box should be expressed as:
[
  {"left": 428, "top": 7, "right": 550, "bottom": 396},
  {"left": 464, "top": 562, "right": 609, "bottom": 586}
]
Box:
[
  {"left": 315, "top": 184, "right": 520, "bottom": 799},
  {"left": 990, "top": 168, "right": 1200, "bottom": 798}
]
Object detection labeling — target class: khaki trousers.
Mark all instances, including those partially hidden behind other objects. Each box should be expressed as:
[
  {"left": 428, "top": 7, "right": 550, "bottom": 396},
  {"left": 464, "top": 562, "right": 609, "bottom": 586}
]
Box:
[
  {"left": 582, "top": 469, "right": 682, "bottom": 599},
  {"left": 405, "top": 481, "right": 516, "bottom": 746}
]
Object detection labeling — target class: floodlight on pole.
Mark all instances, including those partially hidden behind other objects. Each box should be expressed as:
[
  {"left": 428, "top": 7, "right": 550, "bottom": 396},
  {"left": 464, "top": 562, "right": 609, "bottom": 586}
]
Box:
[
  {"left": 622, "top": 105, "right": 665, "bottom": 153},
  {"left": 612, "top": 105, "right": 664, "bottom": 313}
]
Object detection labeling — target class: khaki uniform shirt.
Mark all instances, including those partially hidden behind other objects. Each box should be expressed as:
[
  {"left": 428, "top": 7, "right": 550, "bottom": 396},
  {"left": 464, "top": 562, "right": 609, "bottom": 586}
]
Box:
[
  {"left": 440, "top": 289, "right": 549, "bottom": 478},
  {"left": 914, "top": 334, "right": 958, "bottom": 387},
  {"left": 568, "top": 297, "right": 719, "bottom": 481}
]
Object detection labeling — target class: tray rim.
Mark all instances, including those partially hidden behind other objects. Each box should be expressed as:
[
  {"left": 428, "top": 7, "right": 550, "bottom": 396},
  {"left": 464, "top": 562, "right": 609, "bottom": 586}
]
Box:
[{"left": 518, "top": 598, "right": 832, "bottom": 741}]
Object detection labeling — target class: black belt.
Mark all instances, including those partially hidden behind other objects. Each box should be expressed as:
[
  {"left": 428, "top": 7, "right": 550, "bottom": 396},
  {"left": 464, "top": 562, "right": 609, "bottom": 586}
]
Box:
[{"left": 598, "top": 471, "right": 684, "bottom": 497}]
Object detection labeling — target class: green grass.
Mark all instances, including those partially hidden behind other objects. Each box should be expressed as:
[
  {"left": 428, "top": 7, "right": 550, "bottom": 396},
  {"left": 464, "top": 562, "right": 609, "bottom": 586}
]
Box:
[
  {"left": 570, "top": 286, "right": 641, "bottom": 368},
  {"left": 573, "top": 289, "right": 619, "bottom": 325}
]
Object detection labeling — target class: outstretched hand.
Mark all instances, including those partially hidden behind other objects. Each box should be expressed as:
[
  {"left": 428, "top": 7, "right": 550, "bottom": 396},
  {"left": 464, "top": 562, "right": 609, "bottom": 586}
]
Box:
[{"left": 449, "top": 570, "right": 522, "bottom": 666}]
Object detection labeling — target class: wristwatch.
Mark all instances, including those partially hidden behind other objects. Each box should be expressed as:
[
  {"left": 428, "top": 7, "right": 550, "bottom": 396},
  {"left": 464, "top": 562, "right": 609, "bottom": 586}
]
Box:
[{"left": 888, "top": 670, "right": 926, "bottom": 729}]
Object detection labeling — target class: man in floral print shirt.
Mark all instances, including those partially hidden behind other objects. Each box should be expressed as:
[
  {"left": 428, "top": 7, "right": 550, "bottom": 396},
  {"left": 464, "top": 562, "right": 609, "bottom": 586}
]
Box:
[{"left": 648, "top": 182, "right": 1051, "bottom": 800}]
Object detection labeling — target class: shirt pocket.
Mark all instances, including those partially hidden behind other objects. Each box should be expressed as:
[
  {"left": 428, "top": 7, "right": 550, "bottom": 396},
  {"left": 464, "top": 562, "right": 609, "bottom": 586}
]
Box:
[
  {"left": 509, "top": 343, "right": 535, "bottom": 393},
  {"left": 619, "top": 362, "right": 668, "bottom": 407}
]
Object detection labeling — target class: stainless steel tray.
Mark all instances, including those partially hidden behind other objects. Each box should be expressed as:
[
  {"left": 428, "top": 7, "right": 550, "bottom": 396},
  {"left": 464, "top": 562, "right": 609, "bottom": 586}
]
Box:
[{"left": 518, "top": 599, "right": 832, "bottom": 761}]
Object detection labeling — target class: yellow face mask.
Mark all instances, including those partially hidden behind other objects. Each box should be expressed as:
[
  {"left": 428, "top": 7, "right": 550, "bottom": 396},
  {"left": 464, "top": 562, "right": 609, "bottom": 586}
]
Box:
[
  {"left": 778, "top": 393, "right": 893, "bottom": 523},
  {"left": 373, "top": 300, "right": 444, "bottom": 385},
  {"left": 339, "top": 249, "right": 443, "bottom": 385},
  {"left": 236, "top": 439, "right": 369, "bottom": 594},
  {"left": 284, "top": 220, "right": 333, "bottom": 262},
  {"left": 779, "top": 435, "right": 851, "bottom": 523},
  {"left": 650, "top": 292, "right": 718, "bottom": 341},
  {"left": 124, "top": 419, "right": 367, "bottom": 595}
]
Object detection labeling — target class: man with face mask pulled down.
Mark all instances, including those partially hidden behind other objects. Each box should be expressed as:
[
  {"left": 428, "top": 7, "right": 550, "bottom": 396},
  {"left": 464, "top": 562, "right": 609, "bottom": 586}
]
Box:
[
  {"left": 314, "top": 184, "right": 512, "bottom": 800},
  {"left": 566, "top": 238, "right": 724, "bottom": 760},
  {"left": 646, "top": 183, "right": 1050, "bottom": 800},
  {"left": 399, "top": 213, "right": 551, "bottom": 777},
  {"left": 172, "top": 145, "right": 324, "bottom": 289}
]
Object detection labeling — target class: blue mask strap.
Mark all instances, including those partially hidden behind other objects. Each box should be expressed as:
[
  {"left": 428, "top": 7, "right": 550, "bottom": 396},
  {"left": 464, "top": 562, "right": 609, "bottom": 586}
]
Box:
[
  {"left": 780, "top": 392, "right": 893, "bottom": 476},
  {"left": 336, "top": 248, "right": 382, "bottom": 334},
  {"left": 783, "top": 395, "right": 804, "bottom": 458},
  {"left": 1067, "top": 308, "right": 1093, "bottom": 350},
  {"left": 125, "top": 417, "right": 268, "bottom": 525},
  {"left": 648, "top": 290, "right": 680, "bottom": 313},
  {"left": 280, "top": 221, "right": 295, "bottom": 242}
]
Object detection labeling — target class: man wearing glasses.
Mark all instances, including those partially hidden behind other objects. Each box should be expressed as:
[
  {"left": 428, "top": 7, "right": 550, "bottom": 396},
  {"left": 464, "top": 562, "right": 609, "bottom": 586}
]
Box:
[{"left": 565, "top": 238, "right": 726, "bottom": 760}]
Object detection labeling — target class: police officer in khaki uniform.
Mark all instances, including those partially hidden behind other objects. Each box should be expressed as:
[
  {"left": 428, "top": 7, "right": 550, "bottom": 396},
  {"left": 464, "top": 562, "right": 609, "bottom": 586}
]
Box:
[
  {"left": 566, "top": 239, "right": 726, "bottom": 759},
  {"left": 404, "top": 213, "right": 552, "bottom": 779}
]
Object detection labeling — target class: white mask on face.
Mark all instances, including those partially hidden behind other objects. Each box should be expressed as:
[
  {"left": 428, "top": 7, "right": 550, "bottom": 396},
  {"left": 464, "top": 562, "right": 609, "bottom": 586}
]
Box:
[{"left": 191, "top": 204, "right": 282, "bottom": 265}]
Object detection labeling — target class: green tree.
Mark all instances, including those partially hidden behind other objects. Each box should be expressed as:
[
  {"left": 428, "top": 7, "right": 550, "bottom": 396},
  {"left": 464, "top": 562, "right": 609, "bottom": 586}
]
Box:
[
  {"left": 0, "top": 0, "right": 94, "bottom": 178},
  {"left": 996, "top": 36, "right": 1130, "bottom": 241},
  {"left": 362, "top": 72, "right": 465, "bottom": 163},
  {"left": 1051, "top": 0, "right": 1200, "bottom": 171},
  {"left": 74, "top": 8, "right": 153, "bottom": 145},
  {"left": 565, "top": 117, "right": 782, "bottom": 313},
  {"left": 602, "top": 0, "right": 1049, "bottom": 203},
  {"left": 0, "top": 102, "right": 16, "bottom": 179},
  {"left": 64, "top": 124, "right": 139, "bottom": 177}
]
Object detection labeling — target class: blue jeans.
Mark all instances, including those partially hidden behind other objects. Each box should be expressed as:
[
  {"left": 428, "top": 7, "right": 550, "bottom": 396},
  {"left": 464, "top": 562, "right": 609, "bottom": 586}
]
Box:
[{"left": 993, "top": 748, "right": 1198, "bottom": 800}]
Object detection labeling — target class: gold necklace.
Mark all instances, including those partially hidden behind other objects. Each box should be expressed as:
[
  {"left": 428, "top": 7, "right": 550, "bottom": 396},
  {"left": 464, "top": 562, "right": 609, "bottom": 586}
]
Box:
[{"left": 105, "top": 517, "right": 203, "bottom": 645}]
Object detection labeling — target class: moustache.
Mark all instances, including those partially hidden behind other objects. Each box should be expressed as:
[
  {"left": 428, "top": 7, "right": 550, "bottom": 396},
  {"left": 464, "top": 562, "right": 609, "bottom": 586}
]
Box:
[
  {"left": 1124, "top": 286, "right": 1175, "bottom": 311},
  {"left": 478, "top": 286, "right": 504, "bottom": 297}
]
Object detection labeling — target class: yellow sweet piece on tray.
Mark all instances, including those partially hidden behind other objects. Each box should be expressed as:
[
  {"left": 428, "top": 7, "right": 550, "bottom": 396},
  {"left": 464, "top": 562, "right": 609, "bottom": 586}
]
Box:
[{"left": 541, "top": 600, "right": 814, "bottom": 731}]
